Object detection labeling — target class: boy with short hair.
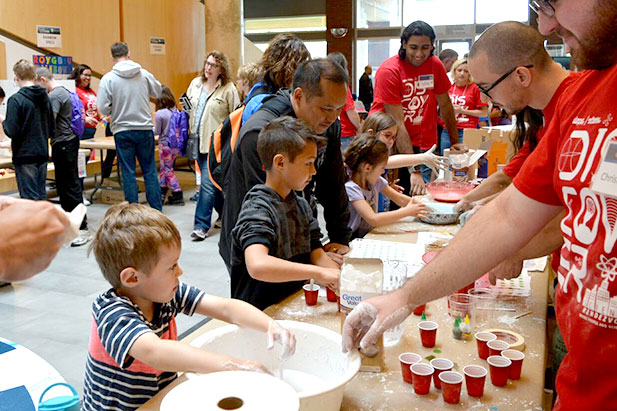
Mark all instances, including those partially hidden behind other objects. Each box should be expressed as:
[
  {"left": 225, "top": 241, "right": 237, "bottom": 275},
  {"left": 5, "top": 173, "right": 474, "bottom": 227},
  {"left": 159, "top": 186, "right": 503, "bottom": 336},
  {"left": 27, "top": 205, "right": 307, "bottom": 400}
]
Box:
[
  {"left": 2, "top": 59, "right": 54, "bottom": 200},
  {"left": 230, "top": 116, "right": 341, "bottom": 310},
  {"left": 83, "top": 203, "right": 295, "bottom": 411}
]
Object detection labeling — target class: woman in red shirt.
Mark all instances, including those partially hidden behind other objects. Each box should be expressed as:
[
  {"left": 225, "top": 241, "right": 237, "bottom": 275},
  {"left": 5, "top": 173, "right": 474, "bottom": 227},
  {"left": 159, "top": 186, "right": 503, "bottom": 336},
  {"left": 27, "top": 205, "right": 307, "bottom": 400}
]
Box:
[
  {"left": 440, "top": 59, "right": 488, "bottom": 154},
  {"left": 68, "top": 64, "right": 101, "bottom": 140}
]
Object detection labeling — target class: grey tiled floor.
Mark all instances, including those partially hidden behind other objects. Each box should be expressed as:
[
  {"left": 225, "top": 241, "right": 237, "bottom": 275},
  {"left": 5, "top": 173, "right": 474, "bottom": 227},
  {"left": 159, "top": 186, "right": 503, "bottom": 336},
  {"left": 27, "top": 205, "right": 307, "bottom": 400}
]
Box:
[{"left": 0, "top": 188, "right": 229, "bottom": 395}]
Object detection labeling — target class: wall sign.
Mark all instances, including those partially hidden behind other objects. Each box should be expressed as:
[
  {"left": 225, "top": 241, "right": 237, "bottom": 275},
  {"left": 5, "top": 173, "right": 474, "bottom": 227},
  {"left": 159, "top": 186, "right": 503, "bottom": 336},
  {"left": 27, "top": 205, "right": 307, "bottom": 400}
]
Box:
[
  {"left": 36, "top": 25, "right": 62, "bottom": 48},
  {"left": 150, "top": 37, "right": 166, "bottom": 55},
  {"left": 32, "top": 55, "right": 73, "bottom": 75}
]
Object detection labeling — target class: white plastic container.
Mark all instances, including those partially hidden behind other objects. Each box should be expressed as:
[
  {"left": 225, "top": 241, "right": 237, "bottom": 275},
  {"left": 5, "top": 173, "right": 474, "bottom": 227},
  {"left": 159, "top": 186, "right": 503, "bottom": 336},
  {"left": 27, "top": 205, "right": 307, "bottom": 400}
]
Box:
[{"left": 188, "top": 320, "right": 361, "bottom": 411}]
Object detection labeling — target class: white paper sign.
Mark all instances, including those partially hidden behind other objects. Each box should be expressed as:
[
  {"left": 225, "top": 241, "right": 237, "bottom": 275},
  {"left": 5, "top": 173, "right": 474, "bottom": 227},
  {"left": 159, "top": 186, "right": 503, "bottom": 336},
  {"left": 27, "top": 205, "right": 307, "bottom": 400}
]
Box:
[
  {"left": 78, "top": 151, "right": 86, "bottom": 178},
  {"left": 591, "top": 140, "right": 617, "bottom": 199},
  {"left": 150, "top": 37, "right": 166, "bottom": 55},
  {"left": 36, "top": 25, "right": 62, "bottom": 48}
]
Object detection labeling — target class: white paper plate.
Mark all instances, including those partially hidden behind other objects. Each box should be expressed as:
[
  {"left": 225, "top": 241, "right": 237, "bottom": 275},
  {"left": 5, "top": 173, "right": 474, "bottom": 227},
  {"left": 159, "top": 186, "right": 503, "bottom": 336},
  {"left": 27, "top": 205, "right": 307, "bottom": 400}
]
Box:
[{"left": 160, "top": 371, "right": 299, "bottom": 411}]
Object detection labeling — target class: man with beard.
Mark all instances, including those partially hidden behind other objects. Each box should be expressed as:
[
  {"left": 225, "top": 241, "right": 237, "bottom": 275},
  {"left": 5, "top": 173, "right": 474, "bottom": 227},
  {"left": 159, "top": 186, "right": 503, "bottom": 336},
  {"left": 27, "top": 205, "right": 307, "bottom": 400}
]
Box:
[{"left": 342, "top": 1, "right": 617, "bottom": 408}]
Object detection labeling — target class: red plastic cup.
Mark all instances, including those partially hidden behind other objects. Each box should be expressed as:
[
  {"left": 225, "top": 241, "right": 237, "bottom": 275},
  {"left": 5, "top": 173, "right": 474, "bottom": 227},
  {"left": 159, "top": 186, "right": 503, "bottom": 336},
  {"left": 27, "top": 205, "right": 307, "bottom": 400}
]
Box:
[
  {"left": 475, "top": 332, "right": 497, "bottom": 360},
  {"left": 430, "top": 358, "right": 454, "bottom": 390},
  {"left": 487, "top": 355, "right": 512, "bottom": 387},
  {"left": 418, "top": 321, "right": 438, "bottom": 348},
  {"left": 463, "top": 365, "right": 487, "bottom": 397},
  {"left": 326, "top": 287, "right": 338, "bottom": 302},
  {"left": 439, "top": 371, "right": 464, "bottom": 404},
  {"left": 302, "top": 284, "right": 320, "bottom": 306},
  {"left": 487, "top": 339, "right": 509, "bottom": 357},
  {"left": 411, "top": 363, "right": 434, "bottom": 395},
  {"left": 399, "top": 352, "right": 422, "bottom": 384},
  {"left": 501, "top": 349, "right": 525, "bottom": 380},
  {"left": 413, "top": 304, "right": 426, "bottom": 316}
]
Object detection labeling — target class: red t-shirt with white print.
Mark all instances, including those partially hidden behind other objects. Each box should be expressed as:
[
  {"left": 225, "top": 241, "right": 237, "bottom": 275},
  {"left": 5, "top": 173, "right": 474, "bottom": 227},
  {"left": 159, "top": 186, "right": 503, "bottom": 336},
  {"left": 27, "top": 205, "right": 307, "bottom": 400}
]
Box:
[
  {"left": 514, "top": 64, "right": 617, "bottom": 410},
  {"left": 448, "top": 82, "right": 486, "bottom": 129},
  {"left": 75, "top": 86, "right": 99, "bottom": 129},
  {"left": 370, "top": 55, "right": 451, "bottom": 150}
]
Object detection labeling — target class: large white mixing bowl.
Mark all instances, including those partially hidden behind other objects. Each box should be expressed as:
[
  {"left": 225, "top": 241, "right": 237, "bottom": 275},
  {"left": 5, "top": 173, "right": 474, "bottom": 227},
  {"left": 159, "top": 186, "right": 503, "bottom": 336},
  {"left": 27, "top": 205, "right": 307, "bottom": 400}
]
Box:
[{"left": 189, "top": 320, "right": 361, "bottom": 411}]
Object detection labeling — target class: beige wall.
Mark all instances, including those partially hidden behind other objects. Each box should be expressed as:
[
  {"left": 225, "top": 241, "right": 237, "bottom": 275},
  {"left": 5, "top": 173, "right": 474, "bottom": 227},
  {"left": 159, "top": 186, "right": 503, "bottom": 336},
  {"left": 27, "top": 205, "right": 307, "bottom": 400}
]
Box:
[{"left": 0, "top": 0, "right": 205, "bottom": 99}]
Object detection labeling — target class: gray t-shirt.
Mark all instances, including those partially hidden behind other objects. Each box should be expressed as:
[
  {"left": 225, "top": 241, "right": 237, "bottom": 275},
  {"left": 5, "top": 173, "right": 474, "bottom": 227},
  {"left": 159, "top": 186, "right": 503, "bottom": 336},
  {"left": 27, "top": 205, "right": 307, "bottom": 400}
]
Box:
[
  {"left": 49, "top": 86, "right": 76, "bottom": 144},
  {"left": 345, "top": 176, "right": 388, "bottom": 238}
]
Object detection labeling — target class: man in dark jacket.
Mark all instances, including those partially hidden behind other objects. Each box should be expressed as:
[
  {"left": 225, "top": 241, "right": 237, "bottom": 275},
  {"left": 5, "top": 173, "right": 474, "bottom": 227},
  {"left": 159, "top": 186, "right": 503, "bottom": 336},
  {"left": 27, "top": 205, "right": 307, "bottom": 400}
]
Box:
[
  {"left": 220, "top": 59, "right": 351, "bottom": 269},
  {"left": 3, "top": 59, "right": 54, "bottom": 200},
  {"left": 358, "top": 65, "right": 373, "bottom": 111}
]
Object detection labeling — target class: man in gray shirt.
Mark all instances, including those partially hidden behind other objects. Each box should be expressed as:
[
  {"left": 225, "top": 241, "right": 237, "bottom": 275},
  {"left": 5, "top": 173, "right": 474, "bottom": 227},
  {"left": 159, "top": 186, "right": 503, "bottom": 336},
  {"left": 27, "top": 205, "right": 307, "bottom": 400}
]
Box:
[
  {"left": 35, "top": 67, "right": 90, "bottom": 246},
  {"left": 97, "top": 42, "right": 162, "bottom": 210}
]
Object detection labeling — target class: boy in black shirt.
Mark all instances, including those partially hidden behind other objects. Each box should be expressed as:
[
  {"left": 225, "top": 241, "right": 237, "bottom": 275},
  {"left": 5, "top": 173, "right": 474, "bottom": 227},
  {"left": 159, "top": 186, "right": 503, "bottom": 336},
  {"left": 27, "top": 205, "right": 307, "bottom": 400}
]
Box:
[
  {"left": 3, "top": 59, "right": 54, "bottom": 200},
  {"left": 230, "top": 116, "right": 340, "bottom": 310}
]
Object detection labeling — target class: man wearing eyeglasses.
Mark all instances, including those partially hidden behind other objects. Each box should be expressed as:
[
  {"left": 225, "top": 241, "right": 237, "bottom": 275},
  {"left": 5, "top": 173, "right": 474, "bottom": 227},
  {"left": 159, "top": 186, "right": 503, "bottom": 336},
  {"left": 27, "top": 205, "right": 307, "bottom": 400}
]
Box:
[
  {"left": 369, "top": 20, "right": 462, "bottom": 196},
  {"left": 343, "top": 2, "right": 617, "bottom": 408}
]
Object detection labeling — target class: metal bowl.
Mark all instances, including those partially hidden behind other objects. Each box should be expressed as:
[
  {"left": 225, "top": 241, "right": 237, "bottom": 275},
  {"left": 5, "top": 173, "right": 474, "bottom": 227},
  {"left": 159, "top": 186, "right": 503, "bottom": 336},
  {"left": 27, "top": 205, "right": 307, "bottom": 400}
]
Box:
[{"left": 419, "top": 202, "right": 460, "bottom": 225}]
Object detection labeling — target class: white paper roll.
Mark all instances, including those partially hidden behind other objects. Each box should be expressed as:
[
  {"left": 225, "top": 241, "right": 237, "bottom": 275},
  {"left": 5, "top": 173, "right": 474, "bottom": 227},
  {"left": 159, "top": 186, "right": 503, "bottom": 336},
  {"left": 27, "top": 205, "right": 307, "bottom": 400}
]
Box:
[{"left": 160, "top": 371, "right": 300, "bottom": 411}]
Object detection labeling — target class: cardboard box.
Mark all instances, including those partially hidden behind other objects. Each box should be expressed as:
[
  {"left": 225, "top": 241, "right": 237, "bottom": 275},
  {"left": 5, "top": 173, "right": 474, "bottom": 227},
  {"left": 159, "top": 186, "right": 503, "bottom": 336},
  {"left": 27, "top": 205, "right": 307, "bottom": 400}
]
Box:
[{"left": 463, "top": 127, "right": 516, "bottom": 175}]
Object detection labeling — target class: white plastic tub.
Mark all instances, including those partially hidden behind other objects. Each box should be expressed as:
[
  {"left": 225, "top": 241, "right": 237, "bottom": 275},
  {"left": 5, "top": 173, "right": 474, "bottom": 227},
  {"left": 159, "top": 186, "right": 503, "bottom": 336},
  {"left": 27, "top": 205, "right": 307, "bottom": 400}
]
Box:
[{"left": 189, "top": 320, "right": 361, "bottom": 411}]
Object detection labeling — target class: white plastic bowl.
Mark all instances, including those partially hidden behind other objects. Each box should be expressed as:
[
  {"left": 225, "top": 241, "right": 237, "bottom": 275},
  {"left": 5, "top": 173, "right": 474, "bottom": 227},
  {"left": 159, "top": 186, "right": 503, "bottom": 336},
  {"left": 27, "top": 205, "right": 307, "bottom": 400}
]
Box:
[{"left": 189, "top": 320, "right": 361, "bottom": 411}]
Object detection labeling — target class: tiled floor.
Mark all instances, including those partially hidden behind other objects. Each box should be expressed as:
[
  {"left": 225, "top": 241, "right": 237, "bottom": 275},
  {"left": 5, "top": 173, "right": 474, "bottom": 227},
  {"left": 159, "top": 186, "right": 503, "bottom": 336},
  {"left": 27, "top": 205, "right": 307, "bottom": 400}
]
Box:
[{"left": 0, "top": 180, "right": 230, "bottom": 395}]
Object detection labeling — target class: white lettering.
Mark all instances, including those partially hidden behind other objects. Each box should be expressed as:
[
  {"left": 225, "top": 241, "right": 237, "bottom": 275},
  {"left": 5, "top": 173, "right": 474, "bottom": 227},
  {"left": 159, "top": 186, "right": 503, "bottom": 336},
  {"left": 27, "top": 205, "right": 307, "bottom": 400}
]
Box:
[
  {"left": 559, "top": 130, "right": 590, "bottom": 181},
  {"left": 572, "top": 189, "right": 600, "bottom": 245}
]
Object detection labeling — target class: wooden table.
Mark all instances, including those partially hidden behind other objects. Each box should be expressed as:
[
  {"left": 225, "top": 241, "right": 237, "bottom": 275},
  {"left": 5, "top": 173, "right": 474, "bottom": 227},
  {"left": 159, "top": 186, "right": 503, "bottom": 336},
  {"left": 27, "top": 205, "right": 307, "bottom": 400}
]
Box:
[{"left": 142, "top": 219, "right": 549, "bottom": 410}]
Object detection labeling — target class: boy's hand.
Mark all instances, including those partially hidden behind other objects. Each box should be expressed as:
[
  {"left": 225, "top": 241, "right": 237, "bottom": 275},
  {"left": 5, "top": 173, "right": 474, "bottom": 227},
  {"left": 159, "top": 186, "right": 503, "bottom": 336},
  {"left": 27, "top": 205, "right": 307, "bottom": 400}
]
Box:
[
  {"left": 317, "top": 268, "right": 340, "bottom": 291},
  {"left": 222, "top": 359, "right": 272, "bottom": 375},
  {"left": 266, "top": 320, "right": 296, "bottom": 360}
]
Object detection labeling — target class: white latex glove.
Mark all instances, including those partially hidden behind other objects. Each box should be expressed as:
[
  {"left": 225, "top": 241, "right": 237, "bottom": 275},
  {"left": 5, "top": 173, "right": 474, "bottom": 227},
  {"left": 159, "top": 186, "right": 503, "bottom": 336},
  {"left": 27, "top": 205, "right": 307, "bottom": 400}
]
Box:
[
  {"left": 454, "top": 198, "right": 473, "bottom": 213},
  {"left": 409, "top": 172, "right": 426, "bottom": 196},
  {"left": 266, "top": 320, "right": 296, "bottom": 361},
  {"left": 416, "top": 145, "right": 450, "bottom": 174},
  {"left": 459, "top": 208, "right": 479, "bottom": 226},
  {"left": 342, "top": 293, "right": 412, "bottom": 353}
]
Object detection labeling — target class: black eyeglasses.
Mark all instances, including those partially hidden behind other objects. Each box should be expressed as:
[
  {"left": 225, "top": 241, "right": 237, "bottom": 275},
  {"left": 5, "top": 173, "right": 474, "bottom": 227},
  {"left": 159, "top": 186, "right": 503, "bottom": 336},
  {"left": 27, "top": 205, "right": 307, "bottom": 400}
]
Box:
[
  {"left": 529, "top": 0, "right": 555, "bottom": 17},
  {"left": 478, "top": 64, "right": 534, "bottom": 100}
]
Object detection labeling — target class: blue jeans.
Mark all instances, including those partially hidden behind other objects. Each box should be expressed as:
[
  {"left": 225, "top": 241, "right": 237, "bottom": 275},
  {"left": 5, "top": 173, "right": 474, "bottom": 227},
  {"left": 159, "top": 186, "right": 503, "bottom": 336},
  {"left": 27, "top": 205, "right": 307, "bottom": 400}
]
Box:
[
  {"left": 114, "top": 130, "right": 162, "bottom": 211},
  {"left": 15, "top": 162, "right": 47, "bottom": 200},
  {"left": 440, "top": 129, "right": 465, "bottom": 155},
  {"left": 194, "top": 153, "right": 223, "bottom": 231}
]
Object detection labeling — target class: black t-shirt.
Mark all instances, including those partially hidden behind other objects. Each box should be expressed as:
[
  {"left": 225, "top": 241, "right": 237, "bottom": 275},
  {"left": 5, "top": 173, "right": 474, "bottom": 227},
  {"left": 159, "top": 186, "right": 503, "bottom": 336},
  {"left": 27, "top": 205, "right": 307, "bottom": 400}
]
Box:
[{"left": 49, "top": 86, "right": 77, "bottom": 144}]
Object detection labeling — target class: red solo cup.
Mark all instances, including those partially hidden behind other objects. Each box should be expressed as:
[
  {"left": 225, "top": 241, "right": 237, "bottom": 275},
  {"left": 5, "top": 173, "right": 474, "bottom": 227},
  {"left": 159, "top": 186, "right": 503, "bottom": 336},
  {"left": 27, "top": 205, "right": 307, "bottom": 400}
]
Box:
[
  {"left": 475, "top": 332, "right": 497, "bottom": 360},
  {"left": 439, "top": 371, "right": 464, "bottom": 404},
  {"left": 463, "top": 365, "right": 487, "bottom": 397},
  {"left": 411, "top": 363, "right": 434, "bottom": 395},
  {"left": 430, "top": 358, "right": 454, "bottom": 390},
  {"left": 326, "top": 287, "right": 338, "bottom": 302},
  {"left": 302, "top": 284, "right": 320, "bottom": 306},
  {"left": 418, "top": 321, "right": 438, "bottom": 348},
  {"left": 487, "top": 355, "right": 512, "bottom": 387},
  {"left": 487, "top": 339, "right": 509, "bottom": 357},
  {"left": 413, "top": 304, "right": 426, "bottom": 316},
  {"left": 399, "top": 352, "right": 422, "bottom": 384},
  {"left": 501, "top": 349, "right": 525, "bottom": 380}
]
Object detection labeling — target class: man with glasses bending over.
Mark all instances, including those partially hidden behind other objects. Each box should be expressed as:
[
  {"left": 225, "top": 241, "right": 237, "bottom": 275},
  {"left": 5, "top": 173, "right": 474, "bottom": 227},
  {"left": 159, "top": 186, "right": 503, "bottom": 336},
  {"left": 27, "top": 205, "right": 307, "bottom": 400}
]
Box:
[
  {"left": 369, "top": 21, "right": 462, "bottom": 196},
  {"left": 343, "top": 1, "right": 617, "bottom": 408}
]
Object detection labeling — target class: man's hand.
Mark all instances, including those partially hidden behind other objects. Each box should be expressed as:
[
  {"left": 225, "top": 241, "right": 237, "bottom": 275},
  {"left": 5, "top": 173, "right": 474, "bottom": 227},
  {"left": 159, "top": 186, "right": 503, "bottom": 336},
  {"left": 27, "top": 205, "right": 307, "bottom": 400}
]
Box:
[
  {"left": 0, "top": 199, "right": 70, "bottom": 282},
  {"left": 342, "top": 292, "right": 412, "bottom": 353},
  {"left": 323, "top": 242, "right": 349, "bottom": 267},
  {"left": 488, "top": 257, "right": 524, "bottom": 285},
  {"left": 450, "top": 143, "right": 468, "bottom": 152},
  {"left": 409, "top": 172, "right": 426, "bottom": 196}
]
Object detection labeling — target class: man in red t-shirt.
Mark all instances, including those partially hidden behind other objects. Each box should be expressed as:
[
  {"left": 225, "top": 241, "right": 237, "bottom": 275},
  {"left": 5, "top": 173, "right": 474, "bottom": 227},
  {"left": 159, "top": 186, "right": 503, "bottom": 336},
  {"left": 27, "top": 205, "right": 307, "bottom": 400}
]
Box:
[
  {"left": 342, "top": 2, "right": 617, "bottom": 408},
  {"left": 369, "top": 20, "right": 461, "bottom": 195}
]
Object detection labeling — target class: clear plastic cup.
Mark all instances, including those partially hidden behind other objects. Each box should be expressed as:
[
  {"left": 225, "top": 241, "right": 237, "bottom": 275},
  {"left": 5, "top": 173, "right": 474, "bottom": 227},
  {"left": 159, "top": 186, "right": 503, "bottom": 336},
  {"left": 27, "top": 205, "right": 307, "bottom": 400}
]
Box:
[
  {"left": 468, "top": 287, "right": 497, "bottom": 327},
  {"left": 447, "top": 293, "right": 473, "bottom": 319}
]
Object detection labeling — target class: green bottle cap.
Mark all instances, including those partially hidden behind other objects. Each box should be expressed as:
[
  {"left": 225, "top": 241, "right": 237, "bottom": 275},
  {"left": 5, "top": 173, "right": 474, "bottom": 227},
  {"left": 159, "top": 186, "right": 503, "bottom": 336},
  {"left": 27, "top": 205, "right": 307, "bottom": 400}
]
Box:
[{"left": 421, "top": 312, "right": 426, "bottom": 320}]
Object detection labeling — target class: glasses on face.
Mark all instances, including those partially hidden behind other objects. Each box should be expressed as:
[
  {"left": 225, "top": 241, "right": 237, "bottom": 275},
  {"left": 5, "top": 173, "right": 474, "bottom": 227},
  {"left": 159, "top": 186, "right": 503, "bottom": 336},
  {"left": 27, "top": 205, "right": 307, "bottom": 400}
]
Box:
[
  {"left": 529, "top": 0, "right": 555, "bottom": 17},
  {"left": 205, "top": 61, "right": 220, "bottom": 69},
  {"left": 478, "top": 64, "right": 534, "bottom": 100}
]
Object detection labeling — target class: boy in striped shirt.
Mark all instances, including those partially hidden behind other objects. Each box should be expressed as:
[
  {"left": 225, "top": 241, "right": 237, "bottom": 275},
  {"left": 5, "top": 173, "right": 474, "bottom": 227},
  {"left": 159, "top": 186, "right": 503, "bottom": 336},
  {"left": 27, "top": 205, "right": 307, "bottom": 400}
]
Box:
[{"left": 82, "top": 203, "right": 295, "bottom": 410}]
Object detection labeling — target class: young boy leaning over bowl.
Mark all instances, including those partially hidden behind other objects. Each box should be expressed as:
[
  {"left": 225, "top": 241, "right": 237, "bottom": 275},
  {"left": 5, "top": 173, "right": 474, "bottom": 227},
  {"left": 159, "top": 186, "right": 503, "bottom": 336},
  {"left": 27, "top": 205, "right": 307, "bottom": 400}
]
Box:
[{"left": 82, "top": 203, "right": 295, "bottom": 410}]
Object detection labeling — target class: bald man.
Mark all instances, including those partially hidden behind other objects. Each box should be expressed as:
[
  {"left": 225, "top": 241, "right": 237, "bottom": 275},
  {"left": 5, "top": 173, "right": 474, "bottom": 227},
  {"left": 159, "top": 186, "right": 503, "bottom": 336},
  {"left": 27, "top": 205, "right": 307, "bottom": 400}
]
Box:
[{"left": 342, "top": 2, "right": 617, "bottom": 407}]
